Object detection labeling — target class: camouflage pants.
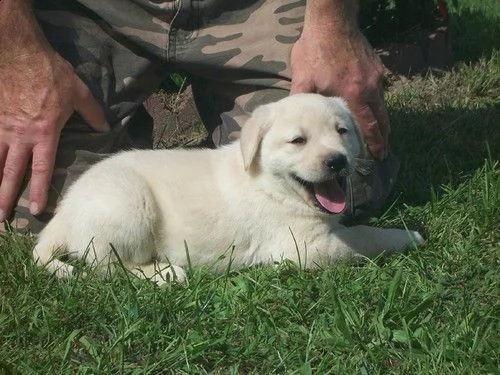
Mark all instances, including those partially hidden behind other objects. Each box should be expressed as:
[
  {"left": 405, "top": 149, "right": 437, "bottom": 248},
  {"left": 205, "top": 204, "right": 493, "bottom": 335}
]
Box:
[{"left": 4, "top": 0, "right": 398, "bottom": 233}]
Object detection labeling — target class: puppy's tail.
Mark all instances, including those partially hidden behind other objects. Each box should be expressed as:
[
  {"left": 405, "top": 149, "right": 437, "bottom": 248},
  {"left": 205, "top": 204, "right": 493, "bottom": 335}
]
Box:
[{"left": 33, "top": 216, "right": 75, "bottom": 279}]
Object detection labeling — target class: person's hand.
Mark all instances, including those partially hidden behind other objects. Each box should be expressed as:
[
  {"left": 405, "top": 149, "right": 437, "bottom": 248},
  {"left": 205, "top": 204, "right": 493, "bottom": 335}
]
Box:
[
  {"left": 290, "top": 19, "right": 389, "bottom": 160},
  {"left": 0, "top": 49, "right": 109, "bottom": 222}
]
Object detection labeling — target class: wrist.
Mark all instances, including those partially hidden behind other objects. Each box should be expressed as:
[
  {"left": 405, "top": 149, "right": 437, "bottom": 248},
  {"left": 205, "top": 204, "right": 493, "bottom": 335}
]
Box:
[
  {"left": 0, "top": 0, "right": 52, "bottom": 59},
  {"left": 303, "top": 0, "right": 360, "bottom": 36}
]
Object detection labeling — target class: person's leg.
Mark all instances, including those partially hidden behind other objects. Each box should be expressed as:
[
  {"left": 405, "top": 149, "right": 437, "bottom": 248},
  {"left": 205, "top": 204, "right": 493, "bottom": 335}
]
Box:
[
  {"left": 171, "top": 0, "right": 299, "bottom": 145},
  {"left": 173, "top": 0, "right": 399, "bottom": 222},
  {"left": 3, "top": 0, "right": 177, "bottom": 233}
]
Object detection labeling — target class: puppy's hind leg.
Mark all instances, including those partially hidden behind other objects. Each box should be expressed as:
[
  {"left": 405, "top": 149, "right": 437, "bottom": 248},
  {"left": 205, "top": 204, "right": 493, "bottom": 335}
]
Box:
[
  {"left": 44, "top": 166, "right": 163, "bottom": 280},
  {"left": 130, "top": 263, "right": 187, "bottom": 285},
  {"left": 68, "top": 175, "right": 163, "bottom": 277}
]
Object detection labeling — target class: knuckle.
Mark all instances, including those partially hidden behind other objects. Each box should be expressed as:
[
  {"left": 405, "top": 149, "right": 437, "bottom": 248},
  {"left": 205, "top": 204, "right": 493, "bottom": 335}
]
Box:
[
  {"left": 33, "top": 121, "right": 56, "bottom": 138},
  {"left": 365, "top": 120, "right": 379, "bottom": 131},
  {"left": 4, "top": 118, "right": 57, "bottom": 142},
  {"left": 31, "top": 158, "right": 52, "bottom": 175},
  {"left": 2, "top": 163, "right": 19, "bottom": 179},
  {"left": 11, "top": 122, "right": 28, "bottom": 138},
  {"left": 344, "top": 84, "right": 364, "bottom": 100}
]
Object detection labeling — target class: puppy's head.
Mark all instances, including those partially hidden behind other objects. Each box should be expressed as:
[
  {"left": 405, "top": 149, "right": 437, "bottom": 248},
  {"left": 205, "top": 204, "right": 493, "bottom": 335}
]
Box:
[{"left": 240, "top": 93, "right": 367, "bottom": 214}]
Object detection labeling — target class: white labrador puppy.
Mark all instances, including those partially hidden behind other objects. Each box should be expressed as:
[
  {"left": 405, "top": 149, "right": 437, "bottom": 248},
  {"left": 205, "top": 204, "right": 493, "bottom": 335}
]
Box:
[{"left": 34, "top": 94, "right": 423, "bottom": 283}]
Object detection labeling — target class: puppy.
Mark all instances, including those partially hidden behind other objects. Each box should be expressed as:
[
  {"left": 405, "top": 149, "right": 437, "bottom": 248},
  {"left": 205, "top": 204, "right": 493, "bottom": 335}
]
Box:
[{"left": 33, "top": 94, "right": 423, "bottom": 283}]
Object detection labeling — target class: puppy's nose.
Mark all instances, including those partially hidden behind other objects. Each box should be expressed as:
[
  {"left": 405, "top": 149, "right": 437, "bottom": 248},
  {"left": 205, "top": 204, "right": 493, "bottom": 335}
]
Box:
[{"left": 324, "top": 153, "right": 347, "bottom": 173}]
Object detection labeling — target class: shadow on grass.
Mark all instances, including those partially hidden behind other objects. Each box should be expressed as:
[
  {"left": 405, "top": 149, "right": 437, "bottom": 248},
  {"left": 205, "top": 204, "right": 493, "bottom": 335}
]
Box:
[
  {"left": 450, "top": 8, "right": 500, "bottom": 63},
  {"left": 389, "top": 104, "right": 499, "bottom": 206}
]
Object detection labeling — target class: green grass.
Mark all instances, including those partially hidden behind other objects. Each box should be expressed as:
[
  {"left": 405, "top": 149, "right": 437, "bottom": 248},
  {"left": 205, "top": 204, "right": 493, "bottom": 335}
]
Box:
[
  {"left": 1, "top": 157, "right": 498, "bottom": 374},
  {"left": 1, "top": 1, "right": 499, "bottom": 373}
]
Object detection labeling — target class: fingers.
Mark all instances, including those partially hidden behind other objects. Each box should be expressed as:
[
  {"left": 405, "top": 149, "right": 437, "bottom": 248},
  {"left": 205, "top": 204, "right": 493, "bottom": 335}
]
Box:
[
  {"left": 370, "top": 96, "right": 390, "bottom": 157},
  {"left": 0, "top": 145, "right": 8, "bottom": 220},
  {"left": 73, "top": 75, "right": 110, "bottom": 133},
  {"left": 0, "top": 144, "right": 31, "bottom": 222},
  {"left": 346, "top": 77, "right": 390, "bottom": 160},
  {"left": 349, "top": 101, "right": 385, "bottom": 160},
  {"left": 0, "top": 144, "right": 7, "bottom": 182},
  {"left": 28, "top": 137, "right": 59, "bottom": 216},
  {"left": 27, "top": 75, "right": 107, "bottom": 216}
]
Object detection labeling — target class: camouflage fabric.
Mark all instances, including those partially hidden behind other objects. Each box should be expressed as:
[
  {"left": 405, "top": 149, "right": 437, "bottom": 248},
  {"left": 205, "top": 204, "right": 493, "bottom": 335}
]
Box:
[{"left": 3, "top": 0, "right": 398, "bottom": 234}]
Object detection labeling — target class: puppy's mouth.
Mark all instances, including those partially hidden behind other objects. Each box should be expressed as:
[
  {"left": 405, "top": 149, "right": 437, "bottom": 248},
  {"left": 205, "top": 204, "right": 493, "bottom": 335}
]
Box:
[{"left": 292, "top": 175, "right": 347, "bottom": 214}]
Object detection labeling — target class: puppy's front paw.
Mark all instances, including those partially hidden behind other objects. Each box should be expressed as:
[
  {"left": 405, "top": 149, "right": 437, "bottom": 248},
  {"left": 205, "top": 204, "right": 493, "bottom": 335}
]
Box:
[
  {"left": 153, "top": 265, "right": 187, "bottom": 286},
  {"left": 409, "top": 231, "right": 425, "bottom": 246}
]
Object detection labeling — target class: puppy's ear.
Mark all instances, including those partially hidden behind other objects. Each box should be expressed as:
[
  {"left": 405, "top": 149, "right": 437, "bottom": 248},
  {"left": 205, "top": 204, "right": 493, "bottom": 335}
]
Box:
[
  {"left": 333, "top": 97, "right": 369, "bottom": 158},
  {"left": 240, "top": 104, "right": 272, "bottom": 170},
  {"left": 344, "top": 103, "right": 375, "bottom": 175},
  {"left": 350, "top": 113, "right": 370, "bottom": 159}
]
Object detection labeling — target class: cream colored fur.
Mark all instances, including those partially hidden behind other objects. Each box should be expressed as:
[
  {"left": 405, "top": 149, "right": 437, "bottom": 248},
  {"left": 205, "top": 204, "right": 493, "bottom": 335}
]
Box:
[{"left": 33, "top": 94, "right": 423, "bottom": 284}]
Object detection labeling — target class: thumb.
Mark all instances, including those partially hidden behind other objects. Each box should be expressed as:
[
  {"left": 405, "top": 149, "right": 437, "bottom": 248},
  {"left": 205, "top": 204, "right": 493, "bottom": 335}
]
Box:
[
  {"left": 73, "top": 75, "right": 110, "bottom": 132},
  {"left": 290, "top": 76, "right": 316, "bottom": 95}
]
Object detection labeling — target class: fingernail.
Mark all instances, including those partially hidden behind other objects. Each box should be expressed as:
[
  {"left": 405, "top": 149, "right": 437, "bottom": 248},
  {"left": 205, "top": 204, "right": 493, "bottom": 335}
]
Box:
[
  {"left": 103, "top": 121, "right": 111, "bottom": 132},
  {"left": 0, "top": 209, "right": 5, "bottom": 222},
  {"left": 30, "top": 202, "right": 40, "bottom": 215}
]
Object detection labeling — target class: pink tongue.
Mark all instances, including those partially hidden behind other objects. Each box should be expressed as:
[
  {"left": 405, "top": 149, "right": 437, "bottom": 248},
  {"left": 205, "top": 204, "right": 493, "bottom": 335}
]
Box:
[{"left": 314, "top": 180, "right": 346, "bottom": 214}]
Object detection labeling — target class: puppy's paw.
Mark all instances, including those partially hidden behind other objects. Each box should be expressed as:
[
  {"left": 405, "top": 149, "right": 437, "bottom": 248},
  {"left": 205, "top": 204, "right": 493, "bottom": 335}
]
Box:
[
  {"left": 132, "top": 263, "right": 187, "bottom": 286},
  {"left": 409, "top": 231, "right": 425, "bottom": 246},
  {"left": 153, "top": 264, "right": 187, "bottom": 286}
]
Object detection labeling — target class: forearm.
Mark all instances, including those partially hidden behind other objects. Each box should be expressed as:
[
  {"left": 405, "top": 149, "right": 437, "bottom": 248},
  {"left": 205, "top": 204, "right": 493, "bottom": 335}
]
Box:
[
  {"left": 0, "top": 0, "right": 51, "bottom": 60},
  {"left": 304, "top": 0, "right": 360, "bottom": 35}
]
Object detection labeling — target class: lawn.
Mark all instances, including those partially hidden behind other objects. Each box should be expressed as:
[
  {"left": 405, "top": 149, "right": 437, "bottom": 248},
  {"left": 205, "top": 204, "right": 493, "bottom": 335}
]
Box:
[{"left": 1, "top": 0, "right": 499, "bottom": 373}]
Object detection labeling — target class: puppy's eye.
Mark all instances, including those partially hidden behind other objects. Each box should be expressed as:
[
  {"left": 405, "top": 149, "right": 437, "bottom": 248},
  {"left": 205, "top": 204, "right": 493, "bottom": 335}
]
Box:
[
  {"left": 290, "top": 136, "right": 307, "bottom": 145},
  {"left": 337, "top": 127, "right": 348, "bottom": 135}
]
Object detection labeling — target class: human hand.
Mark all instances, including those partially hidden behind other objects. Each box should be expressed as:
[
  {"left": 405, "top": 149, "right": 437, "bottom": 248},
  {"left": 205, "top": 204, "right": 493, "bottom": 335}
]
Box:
[
  {"left": 290, "top": 21, "right": 389, "bottom": 160},
  {"left": 0, "top": 49, "right": 109, "bottom": 222}
]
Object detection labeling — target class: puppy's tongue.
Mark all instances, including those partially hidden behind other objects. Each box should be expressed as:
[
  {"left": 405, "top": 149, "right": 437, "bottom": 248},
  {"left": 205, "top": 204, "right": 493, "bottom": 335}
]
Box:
[{"left": 314, "top": 179, "right": 346, "bottom": 214}]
